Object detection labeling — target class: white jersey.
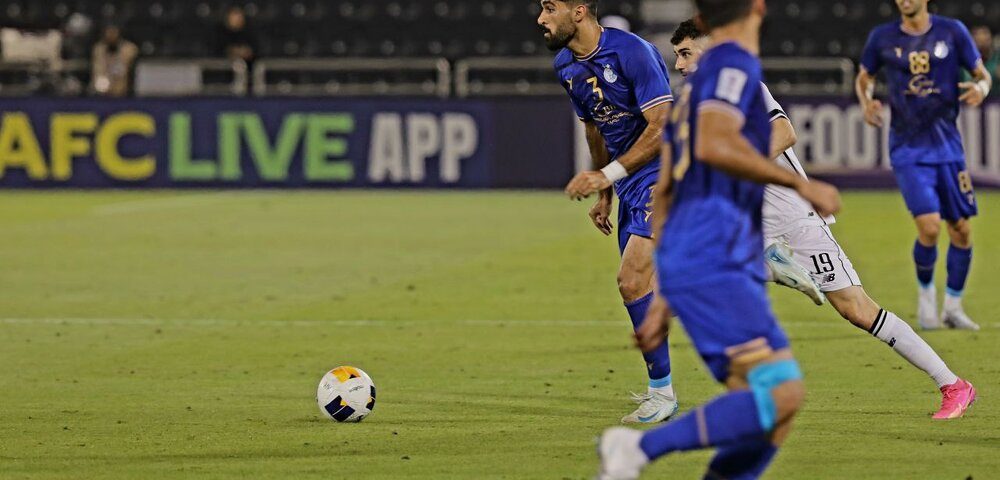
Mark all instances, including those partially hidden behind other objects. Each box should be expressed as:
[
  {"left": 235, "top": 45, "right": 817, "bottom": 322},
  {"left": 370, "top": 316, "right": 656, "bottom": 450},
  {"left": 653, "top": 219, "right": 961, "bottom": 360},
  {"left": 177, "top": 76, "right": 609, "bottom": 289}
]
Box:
[{"left": 760, "top": 83, "right": 835, "bottom": 237}]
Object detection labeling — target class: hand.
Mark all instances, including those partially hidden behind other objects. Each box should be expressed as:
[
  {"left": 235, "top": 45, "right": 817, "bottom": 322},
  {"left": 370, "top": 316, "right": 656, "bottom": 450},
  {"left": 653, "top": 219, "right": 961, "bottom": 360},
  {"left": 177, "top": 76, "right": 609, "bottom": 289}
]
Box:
[
  {"left": 796, "top": 179, "right": 842, "bottom": 217},
  {"left": 589, "top": 197, "right": 613, "bottom": 235},
  {"left": 958, "top": 81, "right": 986, "bottom": 107},
  {"left": 862, "top": 99, "right": 884, "bottom": 127},
  {"left": 565, "top": 171, "right": 613, "bottom": 201},
  {"left": 635, "top": 294, "right": 671, "bottom": 353}
]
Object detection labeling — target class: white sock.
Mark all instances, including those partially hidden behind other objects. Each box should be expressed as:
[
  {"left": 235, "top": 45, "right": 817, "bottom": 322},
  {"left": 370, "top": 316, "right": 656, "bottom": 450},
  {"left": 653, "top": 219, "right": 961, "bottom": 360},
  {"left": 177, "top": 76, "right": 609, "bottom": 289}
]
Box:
[
  {"left": 943, "top": 293, "right": 962, "bottom": 312},
  {"left": 870, "top": 309, "right": 959, "bottom": 388},
  {"left": 649, "top": 383, "right": 674, "bottom": 399}
]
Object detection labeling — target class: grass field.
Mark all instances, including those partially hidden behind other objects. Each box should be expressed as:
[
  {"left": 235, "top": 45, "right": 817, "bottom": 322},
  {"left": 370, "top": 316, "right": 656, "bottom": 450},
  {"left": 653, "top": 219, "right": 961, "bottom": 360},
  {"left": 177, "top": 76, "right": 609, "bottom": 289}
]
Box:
[{"left": 2, "top": 190, "right": 998, "bottom": 479}]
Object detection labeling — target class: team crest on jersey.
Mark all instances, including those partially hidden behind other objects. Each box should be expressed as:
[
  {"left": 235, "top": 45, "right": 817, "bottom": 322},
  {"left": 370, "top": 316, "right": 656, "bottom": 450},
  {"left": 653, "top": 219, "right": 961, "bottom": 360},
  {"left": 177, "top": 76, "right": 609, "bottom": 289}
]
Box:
[
  {"left": 934, "top": 41, "right": 949, "bottom": 59},
  {"left": 603, "top": 64, "right": 618, "bottom": 83}
]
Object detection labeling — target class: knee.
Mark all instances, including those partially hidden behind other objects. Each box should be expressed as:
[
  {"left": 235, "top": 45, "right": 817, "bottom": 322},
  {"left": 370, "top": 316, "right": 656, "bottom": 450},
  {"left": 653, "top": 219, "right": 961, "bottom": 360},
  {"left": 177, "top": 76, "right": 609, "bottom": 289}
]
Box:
[
  {"left": 771, "top": 380, "right": 806, "bottom": 417},
  {"left": 917, "top": 222, "right": 941, "bottom": 244},
  {"left": 948, "top": 221, "right": 972, "bottom": 248},
  {"left": 829, "top": 290, "right": 878, "bottom": 330},
  {"left": 617, "top": 271, "right": 649, "bottom": 302},
  {"left": 748, "top": 360, "right": 804, "bottom": 431}
]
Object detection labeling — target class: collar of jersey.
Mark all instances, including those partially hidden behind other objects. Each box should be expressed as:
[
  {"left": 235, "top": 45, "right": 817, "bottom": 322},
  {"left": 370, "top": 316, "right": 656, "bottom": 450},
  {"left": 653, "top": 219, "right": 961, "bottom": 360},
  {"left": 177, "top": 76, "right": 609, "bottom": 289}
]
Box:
[
  {"left": 574, "top": 26, "right": 606, "bottom": 61},
  {"left": 899, "top": 16, "right": 933, "bottom": 36}
]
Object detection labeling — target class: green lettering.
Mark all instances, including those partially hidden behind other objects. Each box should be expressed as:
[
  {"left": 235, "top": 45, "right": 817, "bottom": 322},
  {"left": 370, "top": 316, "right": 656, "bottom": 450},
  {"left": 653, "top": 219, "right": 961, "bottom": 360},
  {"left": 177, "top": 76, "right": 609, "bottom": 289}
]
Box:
[
  {"left": 304, "top": 114, "right": 354, "bottom": 182},
  {"left": 169, "top": 113, "right": 217, "bottom": 180},
  {"left": 241, "top": 114, "right": 304, "bottom": 181},
  {"left": 218, "top": 113, "right": 243, "bottom": 181}
]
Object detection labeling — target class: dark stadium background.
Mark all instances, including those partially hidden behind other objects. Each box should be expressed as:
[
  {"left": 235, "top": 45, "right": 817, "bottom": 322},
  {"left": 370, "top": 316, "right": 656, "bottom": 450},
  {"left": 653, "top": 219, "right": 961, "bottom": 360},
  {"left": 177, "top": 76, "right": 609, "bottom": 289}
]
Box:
[{"left": 0, "top": 0, "right": 997, "bottom": 189}]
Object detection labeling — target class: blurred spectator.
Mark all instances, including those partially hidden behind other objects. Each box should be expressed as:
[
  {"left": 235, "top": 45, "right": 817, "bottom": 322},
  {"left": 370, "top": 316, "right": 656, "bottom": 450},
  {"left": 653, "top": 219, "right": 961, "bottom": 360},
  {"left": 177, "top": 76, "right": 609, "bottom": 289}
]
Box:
[
  {"left": 216, "top": 6, "right": 258, "bottom": 65},
  {"left": 91, "top": 25, "right": 137, "bottom": 97},
  {"left": 970, "top": 26, "right": 999, "bottom": 96}
]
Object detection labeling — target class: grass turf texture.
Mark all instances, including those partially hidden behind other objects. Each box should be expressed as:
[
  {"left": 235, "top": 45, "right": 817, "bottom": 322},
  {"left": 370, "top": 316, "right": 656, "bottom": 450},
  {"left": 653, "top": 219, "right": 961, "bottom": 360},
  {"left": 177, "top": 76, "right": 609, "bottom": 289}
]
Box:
[{"left": 1, "top": 190, "right": 998, "bottom": 479}]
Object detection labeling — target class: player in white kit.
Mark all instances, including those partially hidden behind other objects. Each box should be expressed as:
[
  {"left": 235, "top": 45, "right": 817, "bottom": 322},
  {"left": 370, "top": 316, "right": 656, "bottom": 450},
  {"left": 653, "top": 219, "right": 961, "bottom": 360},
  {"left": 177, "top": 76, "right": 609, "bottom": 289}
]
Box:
[{"left": 670, "top": 20, "right": 972, "bottom": 418}]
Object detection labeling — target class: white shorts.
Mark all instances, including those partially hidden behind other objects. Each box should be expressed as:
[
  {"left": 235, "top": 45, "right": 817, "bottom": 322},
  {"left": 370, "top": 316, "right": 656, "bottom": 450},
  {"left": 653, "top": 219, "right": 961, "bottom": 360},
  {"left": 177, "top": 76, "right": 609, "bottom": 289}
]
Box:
[{"left": 765, "top": 225, "right": 861, "bottom": 292}]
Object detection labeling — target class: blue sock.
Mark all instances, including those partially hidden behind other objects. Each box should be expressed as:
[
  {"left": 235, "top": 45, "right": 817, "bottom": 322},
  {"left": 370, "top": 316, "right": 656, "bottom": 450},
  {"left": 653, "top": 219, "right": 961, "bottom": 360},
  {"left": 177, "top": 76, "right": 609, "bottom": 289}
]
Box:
[
  {"left": 912, "top": 240, "right": 937, "bottom": 287},
  {"left": 704, "top": 438, "right": 778, "bottom": 480},
  {"left": 639, "top": 390, "right": 765, "bottom": 460},
  {"left": 946, "top": 244, "right": 972, "bottom": 296},
  {"left": 625, "top": 293, "right": 671, "bottom": 383}
]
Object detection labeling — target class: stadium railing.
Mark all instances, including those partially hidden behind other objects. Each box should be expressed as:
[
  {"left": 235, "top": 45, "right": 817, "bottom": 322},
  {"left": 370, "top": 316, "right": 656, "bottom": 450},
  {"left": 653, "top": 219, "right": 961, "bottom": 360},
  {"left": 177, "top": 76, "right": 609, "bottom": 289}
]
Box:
[
  {"left": 251, "top": 58, "right": 451, "bottom": 98},
  {"left": 454, "top": 57, "right": 563, "bottom": 97},
  {"left": 134, "top": 58, "right": 248, "bottom": 97},
  {"left": 761, "top": 57, "right": 856, "bottom": 96},
  {"left": 455, "top": 56, "right": 857, "bottom": 97}
]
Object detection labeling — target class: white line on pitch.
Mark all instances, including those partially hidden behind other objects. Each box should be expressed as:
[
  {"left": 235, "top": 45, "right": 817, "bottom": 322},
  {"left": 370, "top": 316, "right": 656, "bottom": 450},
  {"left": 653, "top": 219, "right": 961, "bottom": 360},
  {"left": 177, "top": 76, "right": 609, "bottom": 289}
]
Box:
[{"left": 91, "top": 192, "right": 239, "bottom": 216}]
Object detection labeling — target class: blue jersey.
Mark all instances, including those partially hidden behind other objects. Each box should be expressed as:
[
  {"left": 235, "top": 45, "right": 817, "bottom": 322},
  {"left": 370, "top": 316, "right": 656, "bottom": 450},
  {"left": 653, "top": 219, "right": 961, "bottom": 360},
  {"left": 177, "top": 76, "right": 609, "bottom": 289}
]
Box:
[
  {"left": 860, "top": 16, "right": 981, "bottom": 166},
  {"left": 659, "top": 42, "right": 772, "bottom": 290},
  {"left": 555, "top": 27, "right": 673, "bottom": 199}
]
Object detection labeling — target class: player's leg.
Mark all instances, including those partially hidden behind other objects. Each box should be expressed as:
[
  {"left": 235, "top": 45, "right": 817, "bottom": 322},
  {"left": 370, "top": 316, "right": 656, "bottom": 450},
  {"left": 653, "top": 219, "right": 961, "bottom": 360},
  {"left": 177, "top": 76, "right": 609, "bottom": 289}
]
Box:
[
  {"left": 618, "top": 197, "right": 678, "bottom": 423},
  {"left": 825, "top": 285, "right": 975, "bottom": 419},
  {"left": 894, "top": 164, "right": 944, "bottom": 329},
  {"left": 599, "top": 278, "right": 803, "bottom": 479},
  {"left": 938, "top": 162, "right": 979, "bottom": 330}
]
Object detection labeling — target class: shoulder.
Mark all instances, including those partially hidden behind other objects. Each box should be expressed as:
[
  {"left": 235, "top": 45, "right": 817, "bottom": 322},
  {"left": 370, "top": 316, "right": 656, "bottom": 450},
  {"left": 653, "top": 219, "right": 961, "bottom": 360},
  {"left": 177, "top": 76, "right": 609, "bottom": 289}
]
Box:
[
  {"left": 701, "top": 43, "right": 760, "bottom": 75},
  {"left": 553, "top": 48, "right": 575, "bottom": 71},
  {"left": 936, "top": 16, "right": 971, "bottom": 35},
  {"left": 605, "top": 28, "right": 661, "bottom": 58}
]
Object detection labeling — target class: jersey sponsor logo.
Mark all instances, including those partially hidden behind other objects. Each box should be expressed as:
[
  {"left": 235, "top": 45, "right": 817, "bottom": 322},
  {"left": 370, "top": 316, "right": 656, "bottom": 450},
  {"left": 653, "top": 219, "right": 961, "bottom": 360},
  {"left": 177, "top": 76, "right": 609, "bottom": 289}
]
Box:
[
  {"left": 603, "top": 64, "right": 619, "bottom": 83},
  {"left": 934, "top": 41, "right": 949, "bottom": 59},
  {"left": 905, "top": 75, "right": 940, "bottom": 98}
]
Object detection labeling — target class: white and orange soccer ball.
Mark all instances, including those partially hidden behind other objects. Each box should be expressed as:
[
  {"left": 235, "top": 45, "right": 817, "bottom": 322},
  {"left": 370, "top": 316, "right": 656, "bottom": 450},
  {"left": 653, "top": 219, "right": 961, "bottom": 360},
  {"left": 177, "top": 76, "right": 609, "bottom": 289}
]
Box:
[{"left": 317, "top": 366, "right": 376, "bottom": 423}]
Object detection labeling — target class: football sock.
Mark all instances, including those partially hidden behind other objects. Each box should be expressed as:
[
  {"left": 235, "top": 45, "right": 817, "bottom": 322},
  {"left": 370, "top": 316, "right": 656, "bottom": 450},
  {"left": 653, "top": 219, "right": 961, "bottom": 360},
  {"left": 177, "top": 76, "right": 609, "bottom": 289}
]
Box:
[
  {"left": 639, "top": 390, "right": 764, "bottom": 460},
  {"left": 704, "top": 437, "right": 778, "bottom": 480},
  {"left": 912, "top": 240, "right": 937, "bottom": 288},
  {"left": 625, "top": 293, "right": 672, "bottom": 383},
  {"left": 945, "top": 244, "right": 972, "bottom": 303},
  {"left": 869, "top": 309, "right": 959, "bottom": 388}
]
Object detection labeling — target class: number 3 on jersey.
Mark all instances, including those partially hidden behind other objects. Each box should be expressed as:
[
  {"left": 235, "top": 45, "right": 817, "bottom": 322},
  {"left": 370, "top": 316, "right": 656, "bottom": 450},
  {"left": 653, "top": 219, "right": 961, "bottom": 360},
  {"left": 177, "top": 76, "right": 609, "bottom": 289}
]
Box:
[{"left": 586, "top": 77, "right": 604, "bottom": 103}]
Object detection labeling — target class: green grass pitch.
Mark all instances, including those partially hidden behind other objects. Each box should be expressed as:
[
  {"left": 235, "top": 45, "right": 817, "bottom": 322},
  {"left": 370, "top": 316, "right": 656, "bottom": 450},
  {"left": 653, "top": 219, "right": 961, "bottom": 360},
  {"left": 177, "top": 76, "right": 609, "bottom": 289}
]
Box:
[{"left": 1, "top": 190, "right": 998, "bottom": 479}]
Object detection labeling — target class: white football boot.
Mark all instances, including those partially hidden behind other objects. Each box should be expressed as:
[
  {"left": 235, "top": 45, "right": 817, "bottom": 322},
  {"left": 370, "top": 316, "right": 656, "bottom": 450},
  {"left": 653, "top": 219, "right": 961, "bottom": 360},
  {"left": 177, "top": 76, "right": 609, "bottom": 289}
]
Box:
[
  {"left": 941, "top": 295, "right": 980, "bottom": 331},
  {"left": 621, "top": 391, "right": 678, "bottom": 424},
  {"left": 918, "top": 285, "right": 942, "bottom": 330},
  {"left": 597, "top": 427, "right": 649, "bottom": 480},
  {"left": 765, "top": 242, "right": 826, "bottom": 306}
]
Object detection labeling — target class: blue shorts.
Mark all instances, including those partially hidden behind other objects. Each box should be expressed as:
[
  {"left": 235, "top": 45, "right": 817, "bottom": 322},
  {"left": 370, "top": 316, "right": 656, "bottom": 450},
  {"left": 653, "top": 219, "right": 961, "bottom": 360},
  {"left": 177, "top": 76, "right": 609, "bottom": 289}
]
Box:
[
  {"left": 661, "top": 274, "right": 790, "bottom": 383},
  {"left": 617, "top": 183, "right": 655, "bottom": 253},
  {"left": 893, "top": 161, "right": 977, "bottom": 222}
]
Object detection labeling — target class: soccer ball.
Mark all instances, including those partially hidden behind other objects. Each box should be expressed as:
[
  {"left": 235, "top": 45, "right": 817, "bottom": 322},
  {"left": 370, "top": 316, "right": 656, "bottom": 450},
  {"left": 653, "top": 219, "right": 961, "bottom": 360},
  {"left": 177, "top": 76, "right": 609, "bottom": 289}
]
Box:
[{"left": 316, "top": 366, "right": 376, "bottom": 423}]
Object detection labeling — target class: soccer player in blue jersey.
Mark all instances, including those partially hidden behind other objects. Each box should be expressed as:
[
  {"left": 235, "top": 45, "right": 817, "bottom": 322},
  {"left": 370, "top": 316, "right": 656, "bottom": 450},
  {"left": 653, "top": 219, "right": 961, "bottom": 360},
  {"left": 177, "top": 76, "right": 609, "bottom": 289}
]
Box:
[
  {"left": 856, "top": 0, "right": 992, "bottom": 333},
  {"left": 596, "top": 0, "right": 842, "bottom": 477},
  {"left": 538, "top": 0, "right": 678, "bottom": 423}
]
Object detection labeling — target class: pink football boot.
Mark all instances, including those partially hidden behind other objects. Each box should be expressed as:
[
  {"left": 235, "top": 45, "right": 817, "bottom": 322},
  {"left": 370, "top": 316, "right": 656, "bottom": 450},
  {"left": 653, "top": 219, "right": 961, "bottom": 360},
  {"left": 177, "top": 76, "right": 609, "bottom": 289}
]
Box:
[{"left": 933, "top": 379, "right": 977, "bottom": 419}]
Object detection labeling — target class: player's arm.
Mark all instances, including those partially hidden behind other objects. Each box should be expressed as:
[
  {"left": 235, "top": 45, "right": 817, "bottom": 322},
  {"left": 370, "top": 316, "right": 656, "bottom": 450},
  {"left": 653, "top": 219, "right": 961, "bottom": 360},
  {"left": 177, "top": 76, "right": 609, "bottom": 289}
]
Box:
[
  {"left": 565, "top": 103, "right": 671, "bottom": 201},
  {"left": 582, "top": 120, "right": 614, "bottom": 235},
  {"left": 769, "top": 117, "right": 797, "bottom": 160},
  {"left": 958, "top": 60, "right": 992, "bottom": 107},
  {"left": 855, "top": 67, "right": 884, "bottom": 128},
  {"left": 695, "top": 107, "right": 840, "bottom": 216}
]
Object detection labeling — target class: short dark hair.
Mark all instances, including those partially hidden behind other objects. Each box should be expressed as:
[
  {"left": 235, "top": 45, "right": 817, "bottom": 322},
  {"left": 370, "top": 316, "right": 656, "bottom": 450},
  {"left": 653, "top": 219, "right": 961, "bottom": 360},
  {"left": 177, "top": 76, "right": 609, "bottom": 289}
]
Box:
[
  {"left": 693, "top": 0, "right": 753, "bottom": 30},
  {"left": 670, "top": 19, "right": 706, "bottom": 45},
  {"left": 565, "top": 0, "right": 599, "bottom": 18}
]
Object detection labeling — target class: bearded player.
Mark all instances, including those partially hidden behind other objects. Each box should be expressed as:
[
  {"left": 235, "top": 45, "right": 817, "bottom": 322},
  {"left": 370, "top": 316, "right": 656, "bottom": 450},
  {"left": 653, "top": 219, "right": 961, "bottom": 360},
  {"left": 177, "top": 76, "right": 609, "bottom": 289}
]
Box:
[
  {"left": 856, "top": 0, "right": 992, "bottom": 331},
  {"left": 538, "top": 0, "right": 678, "bottom": 423},
  {"left": 671, "top": 18, "right": 975, "bottom": 420}
]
